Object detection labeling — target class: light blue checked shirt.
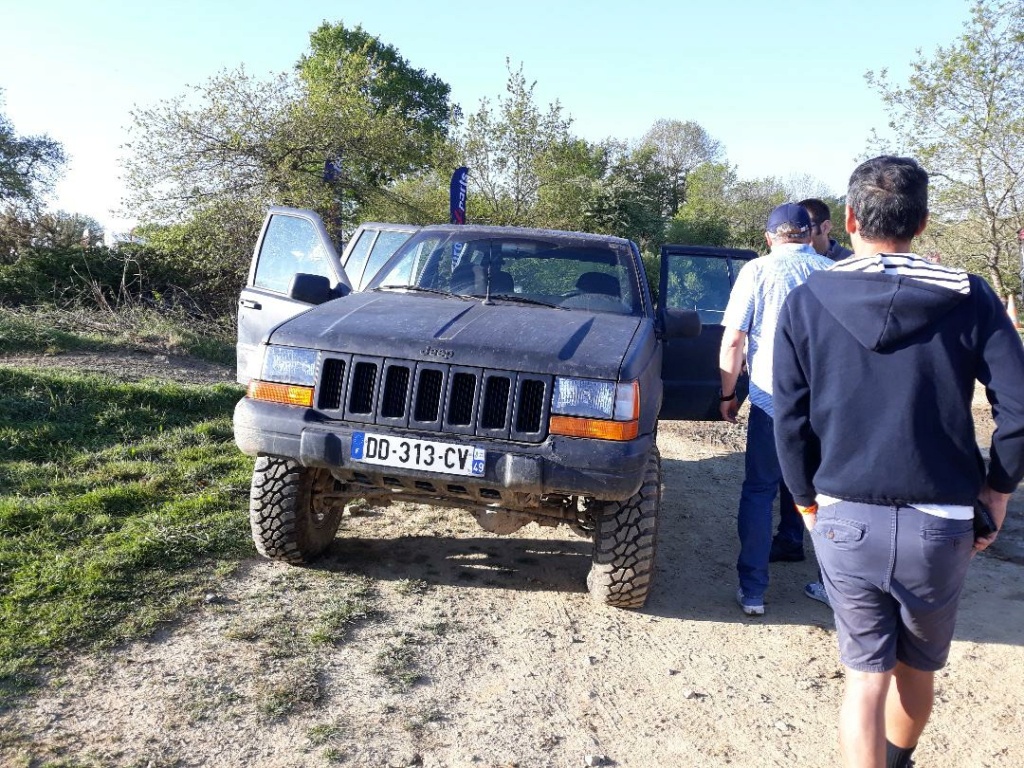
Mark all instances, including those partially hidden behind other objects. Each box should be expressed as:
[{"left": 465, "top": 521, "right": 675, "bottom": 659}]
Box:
[{"left": 722, "top": 243, "right": 834, "bottom": 417}]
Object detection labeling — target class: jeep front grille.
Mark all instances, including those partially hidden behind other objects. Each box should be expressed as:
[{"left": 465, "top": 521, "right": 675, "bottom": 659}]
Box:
[
  {"left": 414, "top": 369, "right": 443, "bottom": 422},
  {"left": 318, "top": 358, "right": 345, "bottom": 410},
  {"left": 447, "top": 372, "right": 476, "bottom": 426},
  {"left": 516, "top": 379, "right": 546, "bottom": 433},
  {"left": 349, "top": 361, "right": 377, "bottom": 415},
  {"left": 316, "top": 354, "right": 551, "bottom": 442}
]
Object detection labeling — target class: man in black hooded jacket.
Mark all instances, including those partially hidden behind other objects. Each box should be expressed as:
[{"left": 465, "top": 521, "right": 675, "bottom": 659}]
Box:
[{"left": 773, "top": 155, "right": 1024, "bottom": 768}]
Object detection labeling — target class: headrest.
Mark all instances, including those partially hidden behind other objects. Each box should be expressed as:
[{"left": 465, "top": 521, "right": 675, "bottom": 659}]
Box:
[
  {"left": 490, "top": 271, "right": 514, "bottom": 293},
  {"left": 576, "top": 271, "right": 620, "bottom": 297}
]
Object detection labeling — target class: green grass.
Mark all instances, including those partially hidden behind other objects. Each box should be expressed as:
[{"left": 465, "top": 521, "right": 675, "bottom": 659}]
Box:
[
  {"left": 255, "top": 662, "right": 324, "bottom": 718},
  {"left": 373, "top": 633, "right": 424, "bottom": 692},
  {"left": 0, "top": 305, "right": 235, "bottom": 365},
  {"left": 0, "top": 366, "right": 251, "bottom": 705}
]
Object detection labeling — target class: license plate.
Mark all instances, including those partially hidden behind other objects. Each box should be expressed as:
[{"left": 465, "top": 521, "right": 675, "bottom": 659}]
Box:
[{"left": 350, "top": 432, "right": 486, "bottom": 477}]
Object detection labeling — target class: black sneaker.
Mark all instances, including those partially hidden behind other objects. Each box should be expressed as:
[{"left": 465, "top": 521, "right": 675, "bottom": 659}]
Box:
[{"left": 768, "top": 541, "right": 805, "bottom": 563}]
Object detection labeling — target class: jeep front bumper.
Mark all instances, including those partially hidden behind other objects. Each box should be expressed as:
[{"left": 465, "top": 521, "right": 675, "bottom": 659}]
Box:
[{"left": 234, "top": 398, "right": 653, "bottom": 502}]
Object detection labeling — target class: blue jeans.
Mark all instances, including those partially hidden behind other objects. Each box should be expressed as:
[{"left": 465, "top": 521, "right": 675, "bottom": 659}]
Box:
[
  {"left": 775, "top": 482, "right": 803, "bottom": 549},
  {"left": 737, "top": 405, "right": 785, "bottom": 598}
]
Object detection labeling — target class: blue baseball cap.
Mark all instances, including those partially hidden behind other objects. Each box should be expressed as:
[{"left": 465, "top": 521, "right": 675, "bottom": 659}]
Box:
[{"left": 766, "top": 203, "right": 812, "bottom": 234}]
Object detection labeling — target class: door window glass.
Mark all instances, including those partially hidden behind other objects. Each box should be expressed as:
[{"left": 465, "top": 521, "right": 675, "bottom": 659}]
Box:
[
  {"left": 253, "top": 215, "right": 334, "bottom": 294},
  {"left": 342, "top": 229, "right": 376, "bottom": 288},
  {"left": 664, "top": 255, "right": 734, "bottom": 325},
  {"left": 360, "top": 230, "right": 415, "bottom": 289}
]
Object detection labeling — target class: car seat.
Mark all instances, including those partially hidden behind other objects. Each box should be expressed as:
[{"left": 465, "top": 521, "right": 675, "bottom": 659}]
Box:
[
  {"left": 450, "top": 263, "right": 484, "bottom": 294},
  {"left": 575, "top": 271, "right": 620, "bottom": 297},
  {"left": 489, "top": 270, "right": 514, "bottom": 294}
]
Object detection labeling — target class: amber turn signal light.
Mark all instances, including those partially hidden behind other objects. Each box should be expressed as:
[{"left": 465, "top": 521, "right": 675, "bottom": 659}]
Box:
[
  {"left": 549, "top": 415, "right": 639, "bottom": 441},
  {"left": 247, "top": 380, "right": 314, "bottom": 408}
]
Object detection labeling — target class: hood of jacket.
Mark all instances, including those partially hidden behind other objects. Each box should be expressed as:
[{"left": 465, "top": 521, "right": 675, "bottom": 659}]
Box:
[{"left": 806, "top": 269, "right": 970, "bottom": 352}]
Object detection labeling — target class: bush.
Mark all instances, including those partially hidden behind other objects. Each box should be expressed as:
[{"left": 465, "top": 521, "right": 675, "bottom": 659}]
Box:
[
  {"left": 0, "top": 246, "right": 141, "bottom": 307},
  {"left": 0, "top": 241, "right": 245, "bottom": 318}
]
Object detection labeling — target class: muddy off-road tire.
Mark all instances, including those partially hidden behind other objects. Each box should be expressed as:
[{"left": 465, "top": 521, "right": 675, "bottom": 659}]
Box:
[
  {"left": 586, "top": 449, "right": 661, "bottom": 609},
  {"left": 249, "top": 456, "right": 344, "bottom": 563}
]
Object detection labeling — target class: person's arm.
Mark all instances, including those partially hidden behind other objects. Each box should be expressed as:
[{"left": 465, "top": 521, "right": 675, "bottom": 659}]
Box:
[
  {"left": 718, "top": 263, "right": 756, "bottom": 424},
  {"left": 973, "top": 277, "right": 1024, "bottom": 546},
  {"left": 719, "top": 328, "right": 746, "bottom": 423},
  {"left": 772, "top": 294, "right": 820, "bottom": 510}
]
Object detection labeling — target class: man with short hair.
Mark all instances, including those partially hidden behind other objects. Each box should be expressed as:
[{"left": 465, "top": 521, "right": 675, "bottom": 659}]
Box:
[
  {"left": 774, "top": 156, "right": 1024, "bottom": 767},
  {"left": 719, "top": 203, "right": 833, "bottom": 616},
  {"left": 799, "top": 197, "right": 853, "bottom": 261}
]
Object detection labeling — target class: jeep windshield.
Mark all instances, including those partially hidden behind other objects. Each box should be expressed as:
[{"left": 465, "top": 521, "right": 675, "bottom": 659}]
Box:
[{"left": 368, "top": 231, "right": 642, "bottom": 316}]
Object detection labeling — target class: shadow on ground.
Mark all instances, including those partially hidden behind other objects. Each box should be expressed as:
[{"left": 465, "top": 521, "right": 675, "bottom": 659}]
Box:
[{"left": 308, "top": 450, "right": 1024, "bottom": 648}]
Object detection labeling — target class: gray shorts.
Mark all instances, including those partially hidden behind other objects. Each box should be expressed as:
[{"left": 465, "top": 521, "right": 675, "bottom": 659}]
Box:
[{"left": 811, "top": 500, "right": 974, "bottom": 673}]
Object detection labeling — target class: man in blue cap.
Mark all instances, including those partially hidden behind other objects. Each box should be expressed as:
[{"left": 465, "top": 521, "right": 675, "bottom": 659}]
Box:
[{"left": 719, "top": 202, "right": 834, "bottom": 615}]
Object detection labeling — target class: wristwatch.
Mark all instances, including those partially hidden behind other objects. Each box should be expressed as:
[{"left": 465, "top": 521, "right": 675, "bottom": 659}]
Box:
[{"left": 719, "top": 389, "right": 736, "bottom": 402}]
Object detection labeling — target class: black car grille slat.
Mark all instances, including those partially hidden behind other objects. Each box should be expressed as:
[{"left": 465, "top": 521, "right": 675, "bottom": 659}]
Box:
[
  {"left": 319, "top": 357, "right": 549, "bottom": 442},
  {"left": 414, "top": 369, "right": 443, "bottom": 422},
  {"left": 381, "top": 366, "right": 410, "bottom": 418},
  {"left": 481, "top": 376, "right": 512, "bottom": 429},
  {"left": 349, "top": 362, "right": 378, "bottom": 414},
  {"left": 516, "top": 379, "right": 545, "bottom": 433},
  {"left": 318, "top": 358, "right": 345, "bottom": 410},
  {"left": 447, "top": 373, "right": 477, "bottom": 426}
]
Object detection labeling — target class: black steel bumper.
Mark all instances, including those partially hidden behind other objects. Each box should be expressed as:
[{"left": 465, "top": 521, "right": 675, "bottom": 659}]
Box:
[{"left": 233, "top": 398, "right": 652, "bottom": 501}]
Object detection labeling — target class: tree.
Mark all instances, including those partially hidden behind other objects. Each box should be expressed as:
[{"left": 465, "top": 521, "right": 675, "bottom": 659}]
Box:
[
  {"left": 123, "top": 69, "right": 310, "bottom": 224},
  {"left": 667, "top": 163, "right": 735, "bottom": 247},
  {"left": 459, "top": 62, "right": 576, "bottom": 226},
  {"left": 640, "top": 119, "right": 723, "bottom": 216},
  {"left": 533, "top": 138, "right": 608, "bottom": 232},
  {"left": 299, "top": 22, "right": 456, "bottom": 142},
  {"left": 122, "top": 22, "right": 457, "bottom": 253},
  {"left": 298, "top": 22, "right": 457, "bottom": 229},
  {"left": 31, "top": 211, "right": 104, "bottom": 249},
  {"left": 666, "top": 163, "right": 787, "bottom": 252},
  {"left": 0, "top": 90, "right": 66, "bottom": 209},
  {"left": 727, "top": 176, "right": 788, "bottom": 251},
  {"left": 0, "top": 205, "right": 103, "bottom": 262},
  {"left": 867, "top": 0, "right": 1024, "bottom": 295},
  {"left": 582, "top": 143, "right": 669, "bottom": 249}
]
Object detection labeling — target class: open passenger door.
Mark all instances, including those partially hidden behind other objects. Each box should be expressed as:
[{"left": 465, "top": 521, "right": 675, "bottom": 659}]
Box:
[
  {"left": 658, "top": 244, "right": 758, "bottom": 420},
  {"left": 236, "top": 208, "right": 350, "bottom": 384}
]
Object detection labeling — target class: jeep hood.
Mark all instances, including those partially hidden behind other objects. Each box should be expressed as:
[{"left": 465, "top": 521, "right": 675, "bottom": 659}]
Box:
[{"left": 268, "top": 292, "right": 642, "bottom": 379}]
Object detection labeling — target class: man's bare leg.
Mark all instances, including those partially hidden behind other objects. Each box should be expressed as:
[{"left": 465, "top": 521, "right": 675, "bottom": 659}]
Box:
[
  {"left": 840, "top": 668, "right": 892, "bottom": 768},
  {"left": 886, "top": 662, "right": 934, "bottom": 747}
]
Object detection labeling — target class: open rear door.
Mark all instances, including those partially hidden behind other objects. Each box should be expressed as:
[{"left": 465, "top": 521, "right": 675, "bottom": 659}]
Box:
[
  {"left": 658, "top": 244, "right": 757, "bottom": 420},
  {"left": 236, "top": 208, "right": 349, "bottom": 384}
]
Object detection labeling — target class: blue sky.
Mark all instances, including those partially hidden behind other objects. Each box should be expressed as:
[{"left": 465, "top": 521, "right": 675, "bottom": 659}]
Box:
[{"left": 1, "top": 0, "right": 973, "bottom": 237}]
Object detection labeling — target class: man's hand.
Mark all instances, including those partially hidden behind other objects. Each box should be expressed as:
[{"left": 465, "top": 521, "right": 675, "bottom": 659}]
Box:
[
  {"left": 720, "top": 397, "right": 740, "bottom": 423},
  {"left": 797, "top": 502, "right": 818, "bottom": 531},
  {"left": 974, "top": 484, "right": 1010, "bottom": 553}
]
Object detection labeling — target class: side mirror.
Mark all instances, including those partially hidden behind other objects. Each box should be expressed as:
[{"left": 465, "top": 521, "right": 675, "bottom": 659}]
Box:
[
  {"left": 289, "top": 273, "right": 347, "bottom": 305},
  {"left": 660, "top": 308, "right": 702, "bottom": 339}
]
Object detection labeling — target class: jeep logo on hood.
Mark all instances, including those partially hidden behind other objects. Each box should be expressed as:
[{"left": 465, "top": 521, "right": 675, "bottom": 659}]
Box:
[{"left": 422, "top": 345, "right": 454, "bottom": 360}]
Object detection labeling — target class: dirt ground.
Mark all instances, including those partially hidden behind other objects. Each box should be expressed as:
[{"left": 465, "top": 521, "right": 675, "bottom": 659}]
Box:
[{"left": 2, "top": 352, "right": 1022, "bottom": 767}]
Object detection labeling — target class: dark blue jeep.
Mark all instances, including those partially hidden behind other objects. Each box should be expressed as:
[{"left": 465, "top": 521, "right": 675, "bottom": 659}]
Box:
[{"left": 234, "top": 208, "right": 754, "bottom": 608}]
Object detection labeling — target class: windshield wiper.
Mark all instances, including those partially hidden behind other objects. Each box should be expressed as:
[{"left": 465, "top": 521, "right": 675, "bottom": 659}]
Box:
[
  {"left": 374, "top": 285, "right": 471, "bottom": 300},
  {"left": 486, "top": 293, "right": 567, "bottom": 310}
]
